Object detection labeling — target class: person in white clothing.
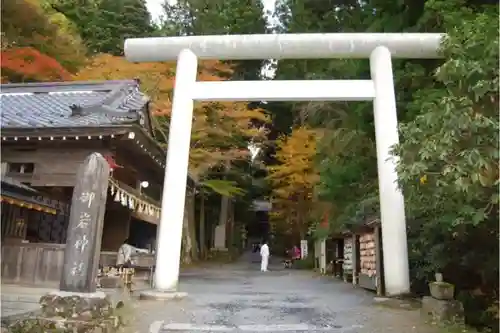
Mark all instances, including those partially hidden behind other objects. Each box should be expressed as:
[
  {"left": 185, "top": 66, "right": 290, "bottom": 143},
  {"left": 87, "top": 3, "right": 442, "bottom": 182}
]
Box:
[
  {"left": 260, "top": 240, "right": 270, "bottom": 272},
  {"left": 116, "top": 239, "right": 149, "bottom": 267}
]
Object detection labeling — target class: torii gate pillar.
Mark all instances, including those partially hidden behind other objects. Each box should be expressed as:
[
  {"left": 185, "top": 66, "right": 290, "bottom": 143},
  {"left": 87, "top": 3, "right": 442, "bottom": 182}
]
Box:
[{"left": 125, "top": 33, "right": 444, "bottom": 297}]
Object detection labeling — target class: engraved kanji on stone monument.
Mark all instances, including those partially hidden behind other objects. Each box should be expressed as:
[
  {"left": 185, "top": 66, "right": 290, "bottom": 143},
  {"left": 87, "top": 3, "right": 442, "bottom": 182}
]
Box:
[{"left": 60, "top": 153, "right": 110, "bottom": 293}]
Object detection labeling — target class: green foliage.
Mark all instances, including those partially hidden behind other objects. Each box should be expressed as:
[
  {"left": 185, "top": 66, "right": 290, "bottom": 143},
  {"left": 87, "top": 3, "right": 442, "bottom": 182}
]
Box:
[
  {"left": 160, "top": 0, "right": 269, "bottom": 79},
  {"left": 157, "top": 0, "right": 272, "bottom": 247},
  {"left": 50, "top": 0, "right": 154, "bottom": 55},
  {"left": 392, "top": 3, "right": 498, "bottom": 330},
  {"left": 200, "top": 179, "right": 246, "bottom": 197},
  {"left": 293, "top": 256, "right": 315, "bottom": 270},
  {"left": 269, "top": 0, "right": 499, "bottom": 330}
]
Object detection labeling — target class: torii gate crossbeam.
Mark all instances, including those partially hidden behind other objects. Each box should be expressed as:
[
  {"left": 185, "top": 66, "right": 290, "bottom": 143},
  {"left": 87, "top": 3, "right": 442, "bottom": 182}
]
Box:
[{"left": 125, "top": 33, "right": 444, "bottom": 297}]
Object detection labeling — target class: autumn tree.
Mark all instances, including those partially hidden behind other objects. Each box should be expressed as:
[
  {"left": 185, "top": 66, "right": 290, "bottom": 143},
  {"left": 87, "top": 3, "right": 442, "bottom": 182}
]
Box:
[
  {"left": 266, "top": 126, "right": 320, "bottom": 241},
  {"left": 1, "top": 0, "right": 86, "bottom": 72},
  {"left": 1, "top": 47, "right": 72, "bottom": 82},
  {"left": 74, "top": 56, "right": 269, "bottom": 178},
  {"left": 75, "top": 55, "right": 270, "bottom": 259}
]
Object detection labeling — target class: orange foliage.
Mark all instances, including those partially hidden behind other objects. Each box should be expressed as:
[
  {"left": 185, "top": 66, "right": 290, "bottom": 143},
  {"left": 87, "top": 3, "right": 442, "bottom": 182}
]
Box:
[
  {"left": 74, "top": 55, "right": 270, "bottom": 178},
  {"left": 1, "top": 47, "right": 72, "bottom": 82},
  {"left": 74, "top": 54, "right": 176, "bottom": 112},
  {"left": 266, "top": 126, "right": 321, "bottom": 238},
  {"left": 2, "top": 0, "right": 86, "bottom": 72}
]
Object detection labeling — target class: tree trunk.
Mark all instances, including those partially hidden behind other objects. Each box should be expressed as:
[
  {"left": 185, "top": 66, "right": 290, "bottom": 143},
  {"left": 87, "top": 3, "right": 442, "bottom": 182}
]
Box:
[
  {"left": 226, "top": 200, "right": 232, "bottom": 249},
  {"left": 181, "top": 189, "right": 198, "bottom": 265},
  {"left": 181, "top": 203, "right": 192, "bottom": 265},
  {"left": 216, "top": 160, "right": 231, "bottom": 248},
  {"left": 187, "top": 189, "right": 198, "bottom": 260},
  {"left": 218, "top": 194, "right": 229, "bottom": 247},
  {"left": 199, "top": 189, "right": 206, "bottom": 258}
]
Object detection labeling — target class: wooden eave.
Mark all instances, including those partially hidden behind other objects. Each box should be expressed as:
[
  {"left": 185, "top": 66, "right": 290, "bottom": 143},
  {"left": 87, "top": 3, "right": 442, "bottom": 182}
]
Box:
[
  {"left": 1, "top": 125, "right": 163, "bottom": 165},
  {"left": 1, "top": 125, "right": 197, "bottom": 188}
]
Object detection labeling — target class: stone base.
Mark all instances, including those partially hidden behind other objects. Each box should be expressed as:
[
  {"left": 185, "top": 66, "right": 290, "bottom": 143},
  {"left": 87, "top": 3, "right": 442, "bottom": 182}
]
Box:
[
  {"left": 4, "top": 289, "right": 133, "bottom": 333},
  {"left": 7, "top": 316, "right": 119, "bottom": 333},
  {"left": 5, "top": 291, "right": 124, "bottom": 333},
  {"left": 40, "top": 291, "right": 112, "bottom": 319},
  {"left": 139, "top": 289, "right": 188, "bottom": 301},
  {"left": 421, "top": 296, "right": 465, "bottom": 324}
]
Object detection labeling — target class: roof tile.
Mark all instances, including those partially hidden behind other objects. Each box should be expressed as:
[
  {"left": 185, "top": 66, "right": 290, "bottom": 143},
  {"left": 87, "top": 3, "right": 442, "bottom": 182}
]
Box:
[{"left": 0, "top": 80, "right": 149, "bottom": 129}]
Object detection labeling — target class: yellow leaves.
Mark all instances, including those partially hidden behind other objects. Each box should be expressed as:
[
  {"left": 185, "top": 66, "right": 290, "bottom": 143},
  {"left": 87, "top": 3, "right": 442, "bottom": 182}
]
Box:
[
  {"left": 266, "top": 126, "right": 320, "bottom": 236},
  {"left": 267, "top": 126, "right": 320, "bottom": 191}
]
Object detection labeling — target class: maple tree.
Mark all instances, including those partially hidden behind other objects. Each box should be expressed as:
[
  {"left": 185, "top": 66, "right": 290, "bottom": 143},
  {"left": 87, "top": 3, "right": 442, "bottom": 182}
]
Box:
[
  {"left": 74, "top": 54, "right": 270, "bottom": 182},
  {"left": 1, "top": 47, "right": 72, "bottom": 82},
  {"left": 1, "top": 0, "right": 86, "bottom": 73},
  {"left": 266, "top": 126, "right": 320, "bottom": 240}
]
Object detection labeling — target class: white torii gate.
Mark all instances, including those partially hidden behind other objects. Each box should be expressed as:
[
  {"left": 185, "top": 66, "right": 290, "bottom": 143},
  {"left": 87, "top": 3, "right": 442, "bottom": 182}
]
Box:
[{"left": 125, "top": 33, "right": 444, "bottom": 297}]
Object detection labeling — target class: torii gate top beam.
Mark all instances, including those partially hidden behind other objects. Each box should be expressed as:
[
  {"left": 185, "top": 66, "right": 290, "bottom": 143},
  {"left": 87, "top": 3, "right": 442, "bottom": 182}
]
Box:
[{"left": 124, "top": 33, "right": 444, "bottom": 62}]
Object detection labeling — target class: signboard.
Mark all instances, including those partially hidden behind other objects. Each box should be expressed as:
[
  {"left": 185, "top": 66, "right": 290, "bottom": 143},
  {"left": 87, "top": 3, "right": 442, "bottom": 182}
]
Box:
[{"left": 300, "top": 239, "right": 308, "bottom": 259}]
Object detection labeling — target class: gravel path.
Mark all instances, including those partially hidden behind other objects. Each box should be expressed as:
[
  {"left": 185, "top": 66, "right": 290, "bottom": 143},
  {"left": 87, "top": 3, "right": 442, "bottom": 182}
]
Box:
[{"left": 134, "top": 258, "right": 440, "bottom": 333}]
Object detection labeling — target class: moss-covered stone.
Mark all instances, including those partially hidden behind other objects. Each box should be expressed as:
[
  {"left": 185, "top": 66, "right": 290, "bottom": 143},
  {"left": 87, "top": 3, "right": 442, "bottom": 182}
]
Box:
[
  {"left": 429, "top": 282, "right": 455, "bottom": 300},
  {"left": 7, "top": 316, "right": 121, "bottom": 333},
  {"left": 39, "top": 293, "right": 113, "bottom": 320},
  {"left": 421, "top": 296, "right": 465, "bottom": 324},
  {"left": 6, "top": 293, "right": 125, "bottom": 333}
]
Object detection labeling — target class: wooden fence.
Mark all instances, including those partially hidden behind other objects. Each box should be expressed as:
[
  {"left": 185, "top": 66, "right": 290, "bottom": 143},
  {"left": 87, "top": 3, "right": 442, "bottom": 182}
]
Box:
[{"left": 1, "top": 243, "right": 122, "bottom": 286}]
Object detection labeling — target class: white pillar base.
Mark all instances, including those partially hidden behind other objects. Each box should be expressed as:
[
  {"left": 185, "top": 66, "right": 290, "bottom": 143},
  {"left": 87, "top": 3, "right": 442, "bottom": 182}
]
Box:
[{"left": 140, "top": 289, "right": 187, "bottom": 301}]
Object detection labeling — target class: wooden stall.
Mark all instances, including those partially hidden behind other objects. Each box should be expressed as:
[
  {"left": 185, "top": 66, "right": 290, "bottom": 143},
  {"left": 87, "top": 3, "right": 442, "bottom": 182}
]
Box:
[
  {"left": 0, "top": 80, "right": 194, "bottom": 287},
  {"left": 339, "top": 219, "right": 384, "bottom": 295}
]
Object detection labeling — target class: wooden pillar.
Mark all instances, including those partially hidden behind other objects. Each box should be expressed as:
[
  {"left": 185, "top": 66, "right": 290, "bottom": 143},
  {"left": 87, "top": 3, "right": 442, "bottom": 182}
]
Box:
[
  {"left": 374, "top": 225, "right": 384, "bottom": 296},
  {"left": 352, "top": 234, "right": 359, "bottom": 286},
  {"left": 199, "top": 189, "right": 206, "bottom": 258}
]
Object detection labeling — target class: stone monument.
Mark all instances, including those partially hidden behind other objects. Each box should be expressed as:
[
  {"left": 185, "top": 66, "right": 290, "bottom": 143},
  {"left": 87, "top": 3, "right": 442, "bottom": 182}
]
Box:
[
  {"left": 7, "top": 153, "right": 126, "bottom": 332},
  {"left": 60, "top": 152, "right": 109, "bottom": 293}
]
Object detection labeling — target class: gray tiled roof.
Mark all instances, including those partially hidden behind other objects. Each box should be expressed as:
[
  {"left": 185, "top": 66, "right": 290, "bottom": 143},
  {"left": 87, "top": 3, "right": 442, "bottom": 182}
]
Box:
[{"left": 0, "top": 80, "right": 150, "bottom": 129}]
